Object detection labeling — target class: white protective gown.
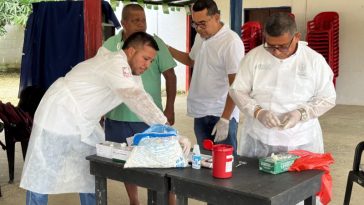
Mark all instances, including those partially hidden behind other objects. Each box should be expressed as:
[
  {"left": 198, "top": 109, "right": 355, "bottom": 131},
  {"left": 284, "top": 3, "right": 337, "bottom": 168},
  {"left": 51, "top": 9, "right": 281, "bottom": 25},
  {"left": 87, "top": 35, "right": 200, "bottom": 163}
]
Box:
[
  {"left": 230, "top": 41, "right": 336, "bottom": 157},
  {"left": 20, "top": 47, "right": 167, "bottom": 194}
]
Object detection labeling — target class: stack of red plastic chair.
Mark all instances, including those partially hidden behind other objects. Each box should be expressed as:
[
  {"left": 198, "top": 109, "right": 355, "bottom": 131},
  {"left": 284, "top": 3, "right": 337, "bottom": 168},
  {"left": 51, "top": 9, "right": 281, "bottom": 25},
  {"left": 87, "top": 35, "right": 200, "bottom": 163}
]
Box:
[
  {"left": 241, "top": 21, "right": 262, "bottom": 54},
  {"left": 306, "top": 12, "right": 339, "bottom": 87}
]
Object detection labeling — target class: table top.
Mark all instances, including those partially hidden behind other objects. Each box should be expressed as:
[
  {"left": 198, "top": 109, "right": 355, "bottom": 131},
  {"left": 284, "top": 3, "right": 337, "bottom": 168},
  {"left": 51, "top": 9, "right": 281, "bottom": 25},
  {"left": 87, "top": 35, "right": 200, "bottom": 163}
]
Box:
[
  {"left": 167, "top": 157, "right": 323, "bottom": 205},
  {"left": 86, "top": 154, "right": 175, "bottom": 175},
  {"left": 86, "top": 155, "right": 176, "bottom": 191}
]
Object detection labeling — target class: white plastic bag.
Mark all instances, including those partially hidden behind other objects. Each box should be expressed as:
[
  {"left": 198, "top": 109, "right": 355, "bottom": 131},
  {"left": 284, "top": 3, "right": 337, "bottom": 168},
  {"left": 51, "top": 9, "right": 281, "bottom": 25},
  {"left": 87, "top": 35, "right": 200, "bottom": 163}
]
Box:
[{"left": 124, "top": 135, "right": 188, "bottom": 168}]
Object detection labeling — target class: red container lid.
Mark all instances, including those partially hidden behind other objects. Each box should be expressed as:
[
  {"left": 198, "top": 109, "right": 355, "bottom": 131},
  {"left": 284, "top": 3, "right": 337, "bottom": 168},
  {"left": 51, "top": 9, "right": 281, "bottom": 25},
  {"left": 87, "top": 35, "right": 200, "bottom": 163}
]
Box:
[{"left": 213, "top": 144, "right": 233, "bottom": 152}]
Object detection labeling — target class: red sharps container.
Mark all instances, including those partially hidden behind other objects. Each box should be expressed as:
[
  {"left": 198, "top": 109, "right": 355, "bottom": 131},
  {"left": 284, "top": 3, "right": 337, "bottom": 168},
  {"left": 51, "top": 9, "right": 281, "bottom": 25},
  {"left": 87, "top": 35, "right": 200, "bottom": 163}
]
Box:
[{"left": 212, "top": 144, "right": 234, "bottom": 178}]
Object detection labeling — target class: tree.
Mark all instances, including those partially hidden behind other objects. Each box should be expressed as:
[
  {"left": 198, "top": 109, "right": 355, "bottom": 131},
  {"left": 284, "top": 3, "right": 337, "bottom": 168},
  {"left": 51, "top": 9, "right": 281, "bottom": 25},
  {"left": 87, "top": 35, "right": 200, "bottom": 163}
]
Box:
[{"left": 0, "top": 0, "right": 32, "bottom": 36}]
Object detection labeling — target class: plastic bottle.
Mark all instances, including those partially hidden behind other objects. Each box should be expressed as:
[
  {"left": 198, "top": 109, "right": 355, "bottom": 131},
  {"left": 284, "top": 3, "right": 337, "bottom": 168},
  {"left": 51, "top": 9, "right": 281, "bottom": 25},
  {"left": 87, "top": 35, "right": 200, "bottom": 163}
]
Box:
[{"left": 192, "top": 144, "right": 201, "bottom": 169}]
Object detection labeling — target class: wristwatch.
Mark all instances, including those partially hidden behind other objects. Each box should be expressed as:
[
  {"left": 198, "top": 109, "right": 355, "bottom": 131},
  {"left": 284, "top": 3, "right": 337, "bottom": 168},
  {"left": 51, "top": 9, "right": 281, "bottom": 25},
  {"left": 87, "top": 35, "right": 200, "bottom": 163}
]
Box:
[{"left": 297, "top": 108, "right": 308, "bottom": 121}]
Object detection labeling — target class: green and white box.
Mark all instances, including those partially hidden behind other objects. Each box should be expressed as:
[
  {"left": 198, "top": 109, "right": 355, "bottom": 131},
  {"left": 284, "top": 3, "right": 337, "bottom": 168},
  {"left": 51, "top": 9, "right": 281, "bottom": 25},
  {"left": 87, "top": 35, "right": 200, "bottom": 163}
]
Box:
[{"left": 259, "top": 153, "right": 299, "bottom": 174}]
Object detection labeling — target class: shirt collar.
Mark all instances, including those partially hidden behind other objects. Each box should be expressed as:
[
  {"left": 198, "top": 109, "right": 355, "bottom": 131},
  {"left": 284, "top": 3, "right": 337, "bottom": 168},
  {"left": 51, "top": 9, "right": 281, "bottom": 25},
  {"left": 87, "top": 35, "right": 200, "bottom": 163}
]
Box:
[{"left": 203, "top": 22, "right": 227, "bottom": 40}]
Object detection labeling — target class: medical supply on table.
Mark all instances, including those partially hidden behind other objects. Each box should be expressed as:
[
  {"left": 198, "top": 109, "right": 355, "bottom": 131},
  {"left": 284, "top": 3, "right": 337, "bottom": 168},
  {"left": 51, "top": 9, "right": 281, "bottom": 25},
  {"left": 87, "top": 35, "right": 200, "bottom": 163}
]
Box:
[
  {"left": 187, "top": 152, "right": 212, "bottom": 168},
  {"left": 259, "top": 153, "right": 299, "bottom": 174},
  {"left": 96, "top": 141, "right": 132, "bottom": 162},
  {"left": 124, "top": 125, "right": 189, "bottom": 168},
  {"left": 203, "top": 139, "right": 214, "bottom": 150},
  {"left": 112, "top": 143, "right": 132, "bottom": 162},
  {"left": 132, "top": 124, "right": 177, "bottom": 145},
  {"left": 212, "top": 144, "right": 233, "bottom": 178},
  {"left": 235, "top": 161, "right": 247, "bottom": 168},
  {"left": 192, "top": 144, "right": 202, "bottom": 169},
  {"left": 201, "top": 158, "right": 213, "bottom": 168},
  {"left": 124, "top": 135, "right": 188, "bottom": 168},
  {"left": 96, "top": 142, "right": 114, "bottom": 158}
]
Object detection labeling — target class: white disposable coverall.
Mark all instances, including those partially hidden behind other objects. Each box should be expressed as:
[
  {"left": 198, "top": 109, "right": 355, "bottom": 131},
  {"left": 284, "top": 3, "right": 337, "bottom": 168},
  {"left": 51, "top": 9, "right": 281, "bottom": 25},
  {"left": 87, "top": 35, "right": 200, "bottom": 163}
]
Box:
[
  {"left": 20, "top": 47, "right": 167, "bottom": 194},
  {"left": 230, "top": 41, "right": 336, "bottom": 157}
]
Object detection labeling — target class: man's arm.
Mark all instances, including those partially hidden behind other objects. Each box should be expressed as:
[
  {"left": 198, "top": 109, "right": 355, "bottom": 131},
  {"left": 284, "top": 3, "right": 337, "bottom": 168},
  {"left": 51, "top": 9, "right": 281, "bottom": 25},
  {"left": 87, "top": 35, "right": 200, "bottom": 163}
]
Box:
[
  {"left": 212, "top": 74, "right": 239, "bottom": 142},
  {"left": 117, "top": 86, "right": 167, "bottom": 125},
  {"left": 221, "top": 74, "right": 237, "bottom": 120},
  {"left": 162, "top": 68, "right": 177, "bottom": 125},
  {"left": 168, "top": 46, "right": 194, "bottom": 67},
  {"left": 298, "top": 64, "right": 336, "bottom": 120}
]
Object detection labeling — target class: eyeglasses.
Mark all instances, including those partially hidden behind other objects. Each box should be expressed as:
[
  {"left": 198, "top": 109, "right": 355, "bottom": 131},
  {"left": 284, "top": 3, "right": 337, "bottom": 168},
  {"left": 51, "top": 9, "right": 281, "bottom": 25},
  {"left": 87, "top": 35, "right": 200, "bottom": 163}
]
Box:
[
  {"left": 263, "top": 34, "right": 296, "bottom": 53},
  {"left": 191, "top": 17, "right": 213, "bottom": 29}
]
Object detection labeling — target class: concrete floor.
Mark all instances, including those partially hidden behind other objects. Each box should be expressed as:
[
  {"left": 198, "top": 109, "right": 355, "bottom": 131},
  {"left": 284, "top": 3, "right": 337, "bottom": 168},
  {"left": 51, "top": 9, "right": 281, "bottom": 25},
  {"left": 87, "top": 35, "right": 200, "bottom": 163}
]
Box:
[{"left": 1, "top": 95, "right": 363, "bottom": 205}]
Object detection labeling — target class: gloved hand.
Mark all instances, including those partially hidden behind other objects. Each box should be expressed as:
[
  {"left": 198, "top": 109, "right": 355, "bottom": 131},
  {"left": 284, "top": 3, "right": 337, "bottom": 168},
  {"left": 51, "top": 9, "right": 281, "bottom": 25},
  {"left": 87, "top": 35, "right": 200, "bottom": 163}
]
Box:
[
  {"left": 256, "top": 110, "right": 281, "bottom": 128},
  {"left": 280, "top": 110, "right": 301, "bottom": 129},
  {"left": 178, "top": 136, "right": 191, "bottom": 157},
  {"left": 212, "top": 118, "right": 229, "bottom": 142}
]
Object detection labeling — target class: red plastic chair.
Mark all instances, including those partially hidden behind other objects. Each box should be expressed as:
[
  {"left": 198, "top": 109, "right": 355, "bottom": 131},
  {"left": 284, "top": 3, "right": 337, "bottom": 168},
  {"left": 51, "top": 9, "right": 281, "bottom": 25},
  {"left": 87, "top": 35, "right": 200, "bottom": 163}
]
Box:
[
  {"left": 313, "top": 12, "right": 339, "bottom": 30},
  {"left": 241, "top": 21, "right": 262, "bottom": 53}
]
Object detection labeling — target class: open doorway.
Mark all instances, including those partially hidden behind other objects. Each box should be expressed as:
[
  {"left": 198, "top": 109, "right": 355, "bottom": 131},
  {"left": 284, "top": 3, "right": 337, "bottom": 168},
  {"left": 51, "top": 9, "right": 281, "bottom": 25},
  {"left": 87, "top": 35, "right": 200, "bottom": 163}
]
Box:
[{"left": 244, "top": 7, "right": 292, "bottom": 25}]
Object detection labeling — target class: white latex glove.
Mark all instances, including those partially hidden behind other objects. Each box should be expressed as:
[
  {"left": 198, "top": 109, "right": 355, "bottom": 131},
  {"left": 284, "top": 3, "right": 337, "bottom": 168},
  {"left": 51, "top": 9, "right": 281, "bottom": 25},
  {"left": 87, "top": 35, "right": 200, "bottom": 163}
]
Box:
[
  {"left": 256, "top": 110, "right": 281, "bottom": 128},
  {"left": 178, "top": 136, "right": 191, "bottom": 157},
  {"left": 211, "top": 118, "right": 229, "bottom": 142},
  {"left": 280, "top": 110, "right": 301, "bottom": 129}
]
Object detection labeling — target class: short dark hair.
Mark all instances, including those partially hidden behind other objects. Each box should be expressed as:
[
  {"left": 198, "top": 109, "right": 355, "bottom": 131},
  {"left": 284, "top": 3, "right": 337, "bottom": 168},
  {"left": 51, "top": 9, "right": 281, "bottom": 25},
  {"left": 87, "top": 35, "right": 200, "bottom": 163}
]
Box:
[
  {"left": 264, "top": 12, "right": 297, "bottom": 37},
  {"left": 122, "top": 3, "right": 144, "bottom": 21},
  {"left": 122, "top": 31, "right": 159, "bottom": 51},
  {"left": 192, "top": 0, "right": 220, "bottom": 16}
]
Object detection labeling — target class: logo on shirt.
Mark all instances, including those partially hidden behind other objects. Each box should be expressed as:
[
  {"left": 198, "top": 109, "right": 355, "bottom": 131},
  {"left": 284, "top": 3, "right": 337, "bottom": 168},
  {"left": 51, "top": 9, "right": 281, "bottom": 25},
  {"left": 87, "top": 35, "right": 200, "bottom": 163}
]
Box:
[
  {"left": 297, "top": 64, "right": 308, "bottom": 78},
  {"left": 255, "top": 63, "right": 270, "bottom": 70},
  {"left": 122, "top": 66, "right": 132, "bottom": 77}
]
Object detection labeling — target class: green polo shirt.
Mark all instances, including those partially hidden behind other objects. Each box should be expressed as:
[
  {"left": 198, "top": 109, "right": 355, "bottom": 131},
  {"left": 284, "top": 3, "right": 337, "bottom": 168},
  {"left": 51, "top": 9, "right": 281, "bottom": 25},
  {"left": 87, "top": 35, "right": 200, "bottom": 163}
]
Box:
[{"left": 103, "top": 31, "right": 177, "bottom": 122}]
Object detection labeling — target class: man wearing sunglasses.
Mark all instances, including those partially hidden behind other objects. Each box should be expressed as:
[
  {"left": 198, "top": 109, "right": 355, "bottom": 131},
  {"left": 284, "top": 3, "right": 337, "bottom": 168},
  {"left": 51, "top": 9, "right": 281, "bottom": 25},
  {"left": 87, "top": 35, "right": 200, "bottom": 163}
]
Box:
[
  {"left": 168, "top": 0, "right": 244, "bottom": 155},
  {"left": 230, "top": 13, "right": 336, "bottom": 159}
]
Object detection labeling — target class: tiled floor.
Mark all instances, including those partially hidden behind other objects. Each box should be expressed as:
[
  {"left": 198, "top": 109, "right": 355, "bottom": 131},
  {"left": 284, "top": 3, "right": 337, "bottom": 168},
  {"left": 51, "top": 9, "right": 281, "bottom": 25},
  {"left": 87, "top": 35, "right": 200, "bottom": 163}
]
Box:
[{"left": 0, "top": 95, "right": 363, "bottom": 205}]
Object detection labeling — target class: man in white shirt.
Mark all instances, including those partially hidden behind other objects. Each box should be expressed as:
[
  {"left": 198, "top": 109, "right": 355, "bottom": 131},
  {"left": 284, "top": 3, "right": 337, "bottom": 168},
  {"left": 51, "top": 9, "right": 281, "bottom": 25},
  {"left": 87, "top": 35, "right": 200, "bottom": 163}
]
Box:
[
  {"left": 168, "top": 0, "right": 244, "bottom": 155},
  {"left": 230, "top": 12, "right": 336, "bottom": 158}
]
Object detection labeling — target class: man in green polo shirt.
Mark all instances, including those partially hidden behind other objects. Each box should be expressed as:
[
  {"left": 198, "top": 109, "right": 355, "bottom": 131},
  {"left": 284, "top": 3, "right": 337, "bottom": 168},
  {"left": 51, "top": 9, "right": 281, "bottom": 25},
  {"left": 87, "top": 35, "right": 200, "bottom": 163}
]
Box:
[{"left": 103, "top": 3, "right": 177, "bottom": 205}]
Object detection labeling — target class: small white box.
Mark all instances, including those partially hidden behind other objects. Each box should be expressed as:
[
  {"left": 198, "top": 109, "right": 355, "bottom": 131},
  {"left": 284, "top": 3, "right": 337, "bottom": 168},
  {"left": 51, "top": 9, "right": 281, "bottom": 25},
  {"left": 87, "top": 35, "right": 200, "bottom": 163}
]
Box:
[
  {"left": 112, "top": 146, "right": 132, "bottom": 162},
  {"left": 96, "top": 142, "right": 113, "bottom": 159}
]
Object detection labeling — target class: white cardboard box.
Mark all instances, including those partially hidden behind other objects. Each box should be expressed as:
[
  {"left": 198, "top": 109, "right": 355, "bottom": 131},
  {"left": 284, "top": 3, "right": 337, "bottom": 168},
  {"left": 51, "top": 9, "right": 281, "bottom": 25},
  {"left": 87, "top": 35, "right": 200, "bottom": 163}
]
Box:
[
  {"left": 96, "top": 142, "right": 113, "bottom": 158},
  {"left": 112, "top": 146, "right": 132, "bottom": 162},
  {"left": 96, "top": 142, "right": 132, "bottom": 161}
]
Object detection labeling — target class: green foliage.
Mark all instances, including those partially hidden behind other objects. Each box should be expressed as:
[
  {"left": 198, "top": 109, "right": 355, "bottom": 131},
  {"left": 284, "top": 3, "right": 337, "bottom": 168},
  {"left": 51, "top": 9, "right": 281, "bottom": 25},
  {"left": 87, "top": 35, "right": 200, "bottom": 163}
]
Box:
[
  {"left": 0, "top": 0, "right": 33, "bottom": 36},
  {"left": 109, "top": 0, "right": 119, "bottom": 11},
  {"left": 0, "top": 0, "right": 59, "bottom": 36}
]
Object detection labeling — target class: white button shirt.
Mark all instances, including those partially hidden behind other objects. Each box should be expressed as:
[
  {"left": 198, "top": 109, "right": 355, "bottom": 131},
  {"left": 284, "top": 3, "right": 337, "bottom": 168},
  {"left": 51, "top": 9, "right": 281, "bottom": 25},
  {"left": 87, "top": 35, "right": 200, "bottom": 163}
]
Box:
[{"left": 188, "top": 24, "right": 244, "bottom": 121}]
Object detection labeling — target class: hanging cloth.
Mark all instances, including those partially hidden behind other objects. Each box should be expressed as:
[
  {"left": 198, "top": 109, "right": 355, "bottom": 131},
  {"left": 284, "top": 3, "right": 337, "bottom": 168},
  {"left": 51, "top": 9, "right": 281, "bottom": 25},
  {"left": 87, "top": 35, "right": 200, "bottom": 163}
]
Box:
[
  {"left": 19, "top": 1, "right": 121, "bottom": 93},
  {"left": 20, "top": 1, "right": 85, "bottom": 92}
]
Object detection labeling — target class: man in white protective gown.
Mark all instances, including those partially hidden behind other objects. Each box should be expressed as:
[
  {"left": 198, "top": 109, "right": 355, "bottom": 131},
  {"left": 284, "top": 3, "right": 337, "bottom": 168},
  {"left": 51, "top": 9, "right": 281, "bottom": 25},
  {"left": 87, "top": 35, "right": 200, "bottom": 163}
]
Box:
[
  {"left": 229, "top": 12, "right": 336, "bottom": 158},
  {"left": 20, "top": 32, "right": 168, "bottom": 205}
]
